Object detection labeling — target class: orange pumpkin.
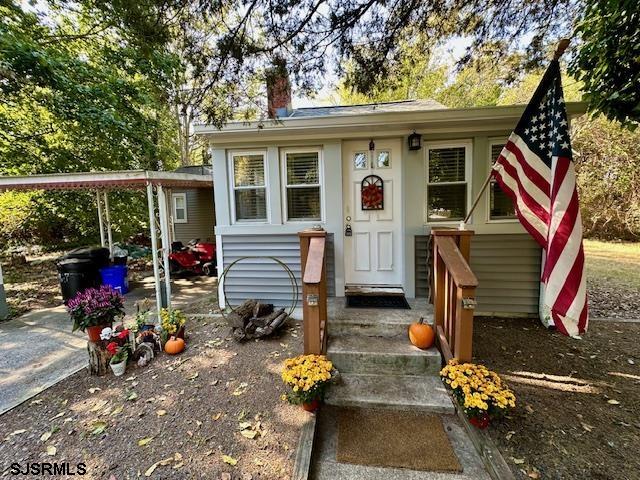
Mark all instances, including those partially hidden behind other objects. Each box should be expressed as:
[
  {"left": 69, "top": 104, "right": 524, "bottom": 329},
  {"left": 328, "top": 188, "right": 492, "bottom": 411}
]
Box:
[
  {"left": 408, "top": 317, "right": 435, "bottom": 349},
  {"left": 165, "top": 336, "right": 185, "bottom": 355}
]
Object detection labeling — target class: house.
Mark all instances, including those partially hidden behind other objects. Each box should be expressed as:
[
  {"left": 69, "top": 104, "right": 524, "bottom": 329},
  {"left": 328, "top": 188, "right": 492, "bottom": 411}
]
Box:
[
  {"left": 194, "top": 80, "right": 586, "bottom": 317},
  {"left": 171, "top": 165, "right": 215, "bottom": 245}
]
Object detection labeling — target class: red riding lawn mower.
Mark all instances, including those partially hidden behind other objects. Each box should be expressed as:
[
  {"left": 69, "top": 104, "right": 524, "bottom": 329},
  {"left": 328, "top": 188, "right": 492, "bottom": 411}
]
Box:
[{"left": 168, "top": 239, "right": 216, "bottom": 276}]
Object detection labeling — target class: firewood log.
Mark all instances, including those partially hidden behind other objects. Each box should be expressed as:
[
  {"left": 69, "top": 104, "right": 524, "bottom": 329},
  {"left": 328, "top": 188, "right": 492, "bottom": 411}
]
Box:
[
  {"left": 252, "top": 302, "right": 274, "bottom": 318},
  {"left": 250, "top": 308, "right": 285, "bottom": 328},
  {"left": 225, "top": 299, "right": 257, "bottom": 328}
]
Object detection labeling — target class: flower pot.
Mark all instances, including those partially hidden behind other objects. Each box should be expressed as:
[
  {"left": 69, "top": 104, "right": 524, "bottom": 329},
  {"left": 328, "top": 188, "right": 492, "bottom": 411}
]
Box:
[
  {"left": 175, "top": 326, "right": 185, "bottom": 340},
  {"left": 110, "top": 361, "right": 126, "bottom": 377},
  {"left": 302, "top": 398, "right": 320, "bottom": 412},
  {"left": 87, "top": 324, "right": 111, "bottom": 342},
  {"left": 469, "top": 413, "right": 490, "bottom": 429}
]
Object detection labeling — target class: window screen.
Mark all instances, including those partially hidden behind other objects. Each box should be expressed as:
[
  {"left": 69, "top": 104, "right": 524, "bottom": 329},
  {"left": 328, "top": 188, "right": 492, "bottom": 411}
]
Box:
[
  {"left": 427, "top": 146, "right": 467, "bottom": 222},
  {"left": 232, "top": 154, "right": 267, "bottom": 221},
  {"left": 285, "top": 151, "right": 321, "bottom": 221},
  {"left": 490, "top": 143, "right": 517, "bottom": 220}
]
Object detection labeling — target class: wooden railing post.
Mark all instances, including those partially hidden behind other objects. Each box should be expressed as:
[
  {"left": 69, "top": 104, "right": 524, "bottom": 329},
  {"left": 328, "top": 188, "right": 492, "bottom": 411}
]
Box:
[
  {"left": 298, "top": 229, "right": 327, "bottom": 355},
  {"left": 430, "top": 228, "right": 477, "bottom": 363}
]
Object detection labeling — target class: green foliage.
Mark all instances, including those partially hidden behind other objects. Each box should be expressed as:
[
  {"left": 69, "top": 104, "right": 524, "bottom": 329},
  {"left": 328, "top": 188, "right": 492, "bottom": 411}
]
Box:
[
  {"left": 0, "top": 1, "right": 180, "bottom": 248},
  {"left": 570, "top": 0, "right": 640, "bottom": 129},
  {"left": 572, "top": 115, "right": 640, "bottom": 240}
]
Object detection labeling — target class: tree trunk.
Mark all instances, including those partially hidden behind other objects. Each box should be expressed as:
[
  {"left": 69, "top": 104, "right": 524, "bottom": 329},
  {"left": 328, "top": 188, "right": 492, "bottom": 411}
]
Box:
[{"left": 87, "top": 341, "right": 111, "bottom": 376}]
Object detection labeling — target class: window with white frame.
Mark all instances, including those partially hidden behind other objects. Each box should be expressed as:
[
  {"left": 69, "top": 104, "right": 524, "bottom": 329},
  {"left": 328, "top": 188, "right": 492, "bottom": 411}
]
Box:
[
  {"left": 489, "top": 142, "right": 517, "bottom": 220},
  {"left": 426, "top": 145, "right": 468, "bottom": 222},
  {"left": 231, "top": 152, "right": 267, "bottom": 222},
  {"left": 283, "top": 150, "right": 322, "bottom": 221},
  {"left": 172, "top": 193, "right": 188, "bottom": 223}
]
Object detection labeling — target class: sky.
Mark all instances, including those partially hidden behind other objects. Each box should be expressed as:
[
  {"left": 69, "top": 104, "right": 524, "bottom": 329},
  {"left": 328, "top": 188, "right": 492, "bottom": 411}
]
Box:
[{"left": 293, "top": 36, "right": 474, "bottom": 108}]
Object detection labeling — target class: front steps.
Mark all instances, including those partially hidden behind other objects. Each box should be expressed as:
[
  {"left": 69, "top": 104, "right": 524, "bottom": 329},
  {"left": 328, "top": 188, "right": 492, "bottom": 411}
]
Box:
[{"left": 308, "top": 299, "right": 491, "bottom": 480}]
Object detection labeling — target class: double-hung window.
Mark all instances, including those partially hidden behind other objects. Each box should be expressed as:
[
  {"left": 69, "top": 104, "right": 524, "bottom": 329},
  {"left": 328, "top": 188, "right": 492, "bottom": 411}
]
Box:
[
  {"left": 426, "top": 144, "right": 470, "bottom": 222},
  {"left": 231, "top": 152, "right": 267, "bottom": 222},
  {"left": 489, "top": 142, "right": 517, "bottom": 221},
  {"left": 283, "top": 150, "right": 322, "bottom": 222},
  {"left": 172, "top": 193, "right": 188, "bottom": 223}
]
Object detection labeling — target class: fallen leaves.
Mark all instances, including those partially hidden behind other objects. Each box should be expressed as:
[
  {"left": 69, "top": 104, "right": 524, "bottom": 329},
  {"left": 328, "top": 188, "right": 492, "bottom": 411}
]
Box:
[
  {"left": 138, "top": 437, "right": 153, "bottom": 447},
  {"left": 222, "top": 454, "right": 238, "bottom": 466},
  {"left": 127, "top": 392, "right": 138, "bottom": 402},
  {"left": 90, "top": 400, "right": 108, "bottom": 412},
  {"left": 88, "top": 387, "right": 101, "bottom": 394},
  {"left": 40, "top": 431, "right": 52, "bottom": 442},
  {"left": 513, "top": 457, "right": 526, "bottom": 465},
  {"left": 607, "top": 399, "right": 620, "bottom": 405},
  {"left": 144, "top": 453, "right": 183, "bottom": 477},
  {"left": 46, "top": 445, "right": 57, "bottom": 456},
  {"left": 212, "top": 412, "right": 223, "bottom": 421},
  {"left": 232, "top": 382, "right": 248, "bottom": 396},
  {"left": 156, "top": 410, "right": 167, "bottom": 417},
  {"left": 238, "top": 420, "right": 264, "bottom": 440},
  {"left": 90, "top": 421, "right": 107, "bottom": 435},
  {"left": 10, "top": 429, "right": 26, "bottom": 436}
]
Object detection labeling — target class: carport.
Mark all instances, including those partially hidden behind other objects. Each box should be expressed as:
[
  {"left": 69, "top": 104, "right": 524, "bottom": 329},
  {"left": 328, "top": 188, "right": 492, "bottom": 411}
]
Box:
[{"left": 0, "top": 170, "right": 214, "bottom": 318}]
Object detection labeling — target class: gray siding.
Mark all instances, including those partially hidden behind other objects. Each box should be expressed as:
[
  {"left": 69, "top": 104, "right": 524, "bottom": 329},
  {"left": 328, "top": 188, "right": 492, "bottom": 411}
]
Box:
[
  {"left": 221, "top": 234, "right": 335, "bottom": 308},
  {"left": 173, "top": 188, "right": 215, "bottom": 243},
  {"left": 415, "top": 233, "right": 541, "bottom": 316}
]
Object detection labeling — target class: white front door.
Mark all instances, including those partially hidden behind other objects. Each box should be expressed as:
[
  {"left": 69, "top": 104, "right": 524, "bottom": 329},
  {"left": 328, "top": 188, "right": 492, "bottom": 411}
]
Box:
[{"left": 343, "top": 139, "right": 403, "bottom": 286}]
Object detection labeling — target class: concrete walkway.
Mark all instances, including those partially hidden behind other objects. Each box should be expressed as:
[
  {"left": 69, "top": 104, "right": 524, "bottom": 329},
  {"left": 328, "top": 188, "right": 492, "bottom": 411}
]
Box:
[{"left": 0, "top": 276, "right": 217, "bottom": 415}]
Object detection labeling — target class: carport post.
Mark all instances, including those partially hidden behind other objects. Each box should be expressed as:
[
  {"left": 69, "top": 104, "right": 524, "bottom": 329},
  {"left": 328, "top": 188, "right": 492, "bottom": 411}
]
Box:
[
  {"left": 103, "top": 191, "right": 114, "bottom": 258},
  {"left": 146, "top": 183, "right": 163, "bottom": 320},
  {"left": 157, "top": 185, "right": 172, "bottom": 311},
  {"left": 0, "top": 262, "right": 8, "bottom": 320},
  {"left": 96, "top": 191, "right": 106, "bottom": 247}
]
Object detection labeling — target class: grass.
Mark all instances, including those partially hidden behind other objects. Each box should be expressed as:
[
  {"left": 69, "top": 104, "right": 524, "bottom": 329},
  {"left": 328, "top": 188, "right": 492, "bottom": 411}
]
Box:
[{"left": 584, "top": 239, "right": 640, "bottom": 289}]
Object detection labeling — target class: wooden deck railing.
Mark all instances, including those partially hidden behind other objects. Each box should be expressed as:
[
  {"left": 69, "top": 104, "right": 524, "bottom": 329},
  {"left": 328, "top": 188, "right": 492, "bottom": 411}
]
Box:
[
  {"left": 299, "top": 229, "right": 328, "bottom": 354},
  {"left": 431, "top": 229, "right": 478, "bottom": 363}
]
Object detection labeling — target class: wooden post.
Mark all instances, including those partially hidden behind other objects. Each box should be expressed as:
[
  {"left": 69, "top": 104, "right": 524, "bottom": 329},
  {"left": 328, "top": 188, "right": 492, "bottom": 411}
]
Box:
[
  {"left": 433, "top": 242, "right": 445, "bottom": 331},
  {"left": 87, "top": 341, "right": 111, "bottom": 376},
  {"left": 454, "top": 287, "right": 475, "bottom": 362},
  {"left": 298, "top": 229, "right": 327, "bottom": 355}
]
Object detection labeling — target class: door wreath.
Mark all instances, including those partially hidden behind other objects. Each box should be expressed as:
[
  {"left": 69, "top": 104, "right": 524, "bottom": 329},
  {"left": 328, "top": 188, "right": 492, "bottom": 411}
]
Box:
[{"left": 361, "top": 175, "right": 384, "bottom": 210}]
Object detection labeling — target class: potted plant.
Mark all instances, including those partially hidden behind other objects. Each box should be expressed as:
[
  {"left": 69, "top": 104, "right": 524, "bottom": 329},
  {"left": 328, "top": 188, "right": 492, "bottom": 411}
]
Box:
[
  {"left": 67, "top": 286, "right": 125, "bottom": 341},
  {"left": 159, "top": 308, "right": 187, "bottom": 343},
  {"left": 440, "top": 359, "right": 516, "bottom": 429},
  {"left": 107, "top": 343, "right": 129, "bottom": 377},
  {"left": 281, "top": 354, "right": 334, "bottom": 412}
]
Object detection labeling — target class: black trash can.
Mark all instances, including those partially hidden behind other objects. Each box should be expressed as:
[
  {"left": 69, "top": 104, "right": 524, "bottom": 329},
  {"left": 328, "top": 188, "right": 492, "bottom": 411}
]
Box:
[
  {"left": 56, "top": 247, "right": 110, "bottom": 303},
  {"left": 56, "top": 258, "right": 100, "bottom": 303}
]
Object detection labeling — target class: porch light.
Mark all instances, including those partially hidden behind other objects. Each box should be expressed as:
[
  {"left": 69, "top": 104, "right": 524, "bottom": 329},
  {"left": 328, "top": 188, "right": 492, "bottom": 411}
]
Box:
[
  {"left": 408, "top": 131, "right": 422, "bottom": 150},
  {"left": 369, "top": 139, "right": 375, "bottom": 151}
]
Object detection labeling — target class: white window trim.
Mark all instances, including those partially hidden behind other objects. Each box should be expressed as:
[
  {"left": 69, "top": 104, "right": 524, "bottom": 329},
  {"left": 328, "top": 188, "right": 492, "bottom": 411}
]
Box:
[
  {"left": 424, "top": 140, "right": 473, "bottom": 225},
  {"left": 487, "top": 138, "right": 519, "bottom": 223},
  {"left": 172, "top": 193, "right": 188, "bottom": 224},
  {"left": 280, "top": 147, "right": 325, "bottom": 224},
  {"left": 228, "top": 150, "right": 270, "bottom": 224}
]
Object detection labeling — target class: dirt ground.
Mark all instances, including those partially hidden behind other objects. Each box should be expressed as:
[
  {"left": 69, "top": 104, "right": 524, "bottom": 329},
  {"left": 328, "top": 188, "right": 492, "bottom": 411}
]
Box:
[
  {"left": 0, "top": 316, "right": 307, "bottom": 479},
  {"left": 474, "top": 317, "right": 640, "bottom": 480}
]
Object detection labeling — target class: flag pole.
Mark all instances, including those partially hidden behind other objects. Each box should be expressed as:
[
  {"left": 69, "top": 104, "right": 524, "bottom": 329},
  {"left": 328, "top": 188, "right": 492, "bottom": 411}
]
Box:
[{"left": 458, "top": 38, "right": 572, "bottom": 230}]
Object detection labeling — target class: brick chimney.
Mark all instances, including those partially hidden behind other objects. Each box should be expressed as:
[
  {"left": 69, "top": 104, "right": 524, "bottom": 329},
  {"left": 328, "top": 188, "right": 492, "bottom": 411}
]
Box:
[{"left": 266, "top": 58, "right": 292, "bottom": 119}]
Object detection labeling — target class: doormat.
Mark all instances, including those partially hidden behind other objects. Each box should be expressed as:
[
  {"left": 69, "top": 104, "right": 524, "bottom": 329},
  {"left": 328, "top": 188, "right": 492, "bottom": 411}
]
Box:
[
  {"left": 337, "top": 408, "right": 462, "bottom": 473},
  {"left": 345, "top": 295, "right": 410, "bottom": 309}
]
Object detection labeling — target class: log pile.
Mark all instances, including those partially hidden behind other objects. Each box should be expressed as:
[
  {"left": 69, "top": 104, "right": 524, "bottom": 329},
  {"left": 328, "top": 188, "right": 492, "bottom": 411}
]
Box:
[{"left": 226, "top": 299, "right": 289, "bottom": 341}]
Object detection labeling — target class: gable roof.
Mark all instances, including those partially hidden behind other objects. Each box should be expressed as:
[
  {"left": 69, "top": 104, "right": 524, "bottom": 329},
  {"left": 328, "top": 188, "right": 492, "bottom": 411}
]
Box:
[{"left": 287, "top": 99, "right": 446, "bottom": 118}]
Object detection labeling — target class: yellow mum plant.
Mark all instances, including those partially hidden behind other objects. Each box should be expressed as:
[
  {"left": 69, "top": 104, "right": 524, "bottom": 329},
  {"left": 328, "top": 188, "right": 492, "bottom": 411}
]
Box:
[
  {"left": 160, "top": 308, "right": 186, "bottom": 338},
  {"left": 440, "top": 359, "right": 516, "bottom": 427},
  {"left": 281, "top": 354, "right": 334, "bottom": 405}
]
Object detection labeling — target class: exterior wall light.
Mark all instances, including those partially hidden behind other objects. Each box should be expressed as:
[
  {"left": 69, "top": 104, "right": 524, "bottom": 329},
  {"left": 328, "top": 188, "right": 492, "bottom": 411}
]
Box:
[{"left": 408, "top": 131, "right": 422, "bottom": 150}]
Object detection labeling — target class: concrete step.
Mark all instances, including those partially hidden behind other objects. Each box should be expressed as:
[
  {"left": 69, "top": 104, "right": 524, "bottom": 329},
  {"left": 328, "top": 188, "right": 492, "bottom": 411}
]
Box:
[
  {"left": 326, "top": 373, "right": 455, "bottom": 415},
  {"left": 329, "top": 313, "right": 434, "bottom": 338},
  {"left": 328, "top": 335, "right": 441, "bottom": 376},
  {"left": 310, "top": 406, "right": 491, "bottom": 480}
]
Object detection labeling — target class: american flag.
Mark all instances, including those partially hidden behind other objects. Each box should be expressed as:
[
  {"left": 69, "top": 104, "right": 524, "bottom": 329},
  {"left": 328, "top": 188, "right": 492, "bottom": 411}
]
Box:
[{"left": 492, "top": 60, "right": 588, "bottom": 337}]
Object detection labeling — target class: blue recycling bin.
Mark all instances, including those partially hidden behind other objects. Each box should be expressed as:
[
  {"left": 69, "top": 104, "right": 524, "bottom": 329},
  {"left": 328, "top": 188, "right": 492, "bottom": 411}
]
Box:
[{"left": 100, "top": 265, "right": 129, "bottom": 295}]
